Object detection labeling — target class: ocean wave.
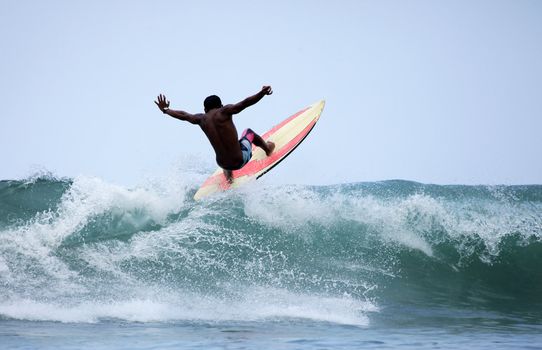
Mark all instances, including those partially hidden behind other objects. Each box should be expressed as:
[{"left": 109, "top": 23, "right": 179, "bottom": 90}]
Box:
[{"left": 0, "top": 174, "right": 541, "bottom": 324}]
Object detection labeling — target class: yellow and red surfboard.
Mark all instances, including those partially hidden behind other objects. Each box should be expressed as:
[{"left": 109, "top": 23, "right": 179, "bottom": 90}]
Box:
[{"left": 193, "top": 100, "right": 325, "bottom": 200}]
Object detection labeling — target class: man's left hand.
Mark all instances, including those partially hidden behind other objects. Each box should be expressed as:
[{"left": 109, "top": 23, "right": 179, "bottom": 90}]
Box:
[{"left": 262, "top": 86, "right": 273, "bottom": 95}]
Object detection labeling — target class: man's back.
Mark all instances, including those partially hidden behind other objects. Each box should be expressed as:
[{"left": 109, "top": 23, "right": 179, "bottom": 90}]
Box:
[{"left": 199, "top": 108, "right": 243, "bottom": 170}]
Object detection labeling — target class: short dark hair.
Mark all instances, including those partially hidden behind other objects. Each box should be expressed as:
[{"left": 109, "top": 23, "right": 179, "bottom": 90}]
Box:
[{"left": 204, "top": 95, "right": 222, "bottom": 111}]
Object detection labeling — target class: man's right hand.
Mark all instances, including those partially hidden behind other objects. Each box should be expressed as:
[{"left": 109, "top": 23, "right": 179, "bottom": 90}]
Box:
[
  {"left": 262, "top": 86, "right": 273, "bottom": 95},
  {"left": 155, "top": 94, "right": 170, "bottom": 113}
]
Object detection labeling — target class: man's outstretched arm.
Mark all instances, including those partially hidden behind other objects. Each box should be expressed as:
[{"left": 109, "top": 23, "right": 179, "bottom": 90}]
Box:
[
  {"left": 155, "top": 94, "right": 201, "bottom": 125},
  {"left": 223, "top": 86, "right": 273, "bottom": 115}
]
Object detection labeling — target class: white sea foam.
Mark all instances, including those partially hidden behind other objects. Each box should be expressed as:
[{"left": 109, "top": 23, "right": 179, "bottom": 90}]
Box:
[
  {"left": 240, "top": 183, "right": 542, "bottom": 259},
  {"left": 1, "top": 174, "right": 191, "bottom": 253},
  {"left": 242, "top": 185, "right": 435, "bottom": 255},
  {"left": 0, "top": 287, "right": 376, "bottom": 326},
  {"left": 0, "top": 171, "right": 200, "bottom": 300}
]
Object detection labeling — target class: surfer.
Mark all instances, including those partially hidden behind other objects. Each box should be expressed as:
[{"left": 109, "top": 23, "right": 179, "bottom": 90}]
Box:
[{"left": 155, "top": 86, "right": 275, "bottom": 182}]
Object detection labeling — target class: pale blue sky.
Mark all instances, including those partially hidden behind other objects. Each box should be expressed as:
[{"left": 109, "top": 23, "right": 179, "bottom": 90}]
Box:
[{"left": 1, "top": 0, "right": 541, "bottom": 185}]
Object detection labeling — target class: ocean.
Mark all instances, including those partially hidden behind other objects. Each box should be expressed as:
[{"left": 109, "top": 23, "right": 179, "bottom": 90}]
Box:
[{"left": 1, "top": 173, "right": 541, "bottom": 349}]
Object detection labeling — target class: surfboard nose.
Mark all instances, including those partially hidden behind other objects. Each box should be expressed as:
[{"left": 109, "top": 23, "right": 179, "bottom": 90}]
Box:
[{"left": 312, "top": 100, "right": 325, "bottom": 108}]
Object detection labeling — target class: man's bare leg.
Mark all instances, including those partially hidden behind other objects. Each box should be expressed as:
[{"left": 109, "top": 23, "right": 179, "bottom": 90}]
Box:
[
  {"left": 252, "top": 132, "right": 275, "bottom": 156},
  {"left": 223, "top": 169, "right": 233, "bottom": 183},
  {"left": 223, "top": 131, "right": 274, "bottom": 183}
]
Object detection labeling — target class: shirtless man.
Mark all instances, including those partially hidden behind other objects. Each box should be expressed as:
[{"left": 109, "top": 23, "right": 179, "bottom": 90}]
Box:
[{"left": 154, "top": 86, "right": 275, "bottom": 182}]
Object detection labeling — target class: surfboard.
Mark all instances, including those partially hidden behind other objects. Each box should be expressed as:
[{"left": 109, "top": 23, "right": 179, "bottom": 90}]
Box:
[{"left": 193, "top": 100, "right": 325, "bottom": 200}]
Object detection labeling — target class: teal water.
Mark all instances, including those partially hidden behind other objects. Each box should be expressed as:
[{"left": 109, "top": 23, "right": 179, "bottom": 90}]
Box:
[{"left": 1, "top": 174, "right": 541, "bottom": 349}]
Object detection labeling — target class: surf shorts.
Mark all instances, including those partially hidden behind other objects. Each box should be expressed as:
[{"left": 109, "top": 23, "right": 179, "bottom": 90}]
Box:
[{"left": 238, "top": 128, "right": 255, "bottom": 169}]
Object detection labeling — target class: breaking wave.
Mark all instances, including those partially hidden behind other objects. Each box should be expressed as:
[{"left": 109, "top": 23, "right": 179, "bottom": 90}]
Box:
[{"left": 1, "top": 172, "right": 541, "bottom": 325}]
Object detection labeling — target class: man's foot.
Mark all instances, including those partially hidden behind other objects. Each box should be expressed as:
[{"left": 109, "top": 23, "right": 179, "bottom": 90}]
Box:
[
  {"left": 223, "top": 169, "right": 233, "bottom": 184},
  {"left": 265, "top": 141, "right": 275, "bottom": 156}
]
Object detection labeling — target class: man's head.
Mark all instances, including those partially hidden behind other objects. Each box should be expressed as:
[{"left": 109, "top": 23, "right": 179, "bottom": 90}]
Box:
[{"left": 204, "top": 95, "right": 222, "bottom": 112}]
